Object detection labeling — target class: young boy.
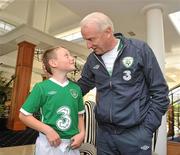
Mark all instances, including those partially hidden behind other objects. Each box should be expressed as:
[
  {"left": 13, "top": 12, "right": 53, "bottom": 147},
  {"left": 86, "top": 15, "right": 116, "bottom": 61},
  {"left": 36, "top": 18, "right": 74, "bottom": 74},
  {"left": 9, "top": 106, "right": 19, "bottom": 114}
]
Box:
[{"left": 19, "top": 46, "right": 85, "bottom": 155}]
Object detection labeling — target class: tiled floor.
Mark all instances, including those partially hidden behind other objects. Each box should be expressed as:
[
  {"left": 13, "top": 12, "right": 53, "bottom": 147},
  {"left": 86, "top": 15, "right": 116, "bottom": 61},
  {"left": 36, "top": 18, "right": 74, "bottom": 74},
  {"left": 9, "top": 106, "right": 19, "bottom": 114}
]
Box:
[
  {"left": 0, "top": 127, "right": 37, "bottom": 155},
  {"left": 0, "top": 128, "right": 38, "bottom": 147},
  {"left": 0, "top": 145, "right": 35, "bottom": 155}
]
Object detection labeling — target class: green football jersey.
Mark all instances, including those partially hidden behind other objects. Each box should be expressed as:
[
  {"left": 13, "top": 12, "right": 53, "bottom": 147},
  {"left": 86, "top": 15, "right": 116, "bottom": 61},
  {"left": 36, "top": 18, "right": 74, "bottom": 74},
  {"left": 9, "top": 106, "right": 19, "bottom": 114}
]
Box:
[{"left": 21, "top": 78, "right": 85, "bottom": 139}]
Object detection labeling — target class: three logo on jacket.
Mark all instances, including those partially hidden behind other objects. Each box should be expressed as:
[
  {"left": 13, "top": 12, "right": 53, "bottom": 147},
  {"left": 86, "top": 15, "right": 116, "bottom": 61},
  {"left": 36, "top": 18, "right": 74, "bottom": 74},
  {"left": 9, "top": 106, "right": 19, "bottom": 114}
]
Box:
[{"left": 122, "top": 57, "right": 134, "bottom": 81}]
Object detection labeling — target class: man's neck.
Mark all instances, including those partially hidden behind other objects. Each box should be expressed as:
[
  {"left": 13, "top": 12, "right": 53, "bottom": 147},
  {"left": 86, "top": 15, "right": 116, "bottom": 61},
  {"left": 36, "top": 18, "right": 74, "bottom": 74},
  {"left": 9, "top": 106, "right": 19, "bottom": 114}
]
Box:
[{"left": 107, "top": 37, "right": 119, "bottom": 52}]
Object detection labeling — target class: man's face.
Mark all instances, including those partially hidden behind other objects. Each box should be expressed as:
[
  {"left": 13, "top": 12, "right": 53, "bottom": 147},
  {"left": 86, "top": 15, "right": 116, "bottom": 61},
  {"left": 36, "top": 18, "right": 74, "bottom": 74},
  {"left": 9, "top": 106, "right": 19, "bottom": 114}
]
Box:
[{"left": 81, "top": 23, "right": 110, "bottom": 55}]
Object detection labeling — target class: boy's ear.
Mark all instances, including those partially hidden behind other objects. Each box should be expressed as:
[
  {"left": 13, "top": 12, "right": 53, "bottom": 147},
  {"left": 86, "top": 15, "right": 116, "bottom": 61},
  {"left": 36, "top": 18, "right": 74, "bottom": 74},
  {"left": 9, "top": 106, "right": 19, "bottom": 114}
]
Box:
[{"left": 48, "top": 59, "right": 57, "bottom": 67}]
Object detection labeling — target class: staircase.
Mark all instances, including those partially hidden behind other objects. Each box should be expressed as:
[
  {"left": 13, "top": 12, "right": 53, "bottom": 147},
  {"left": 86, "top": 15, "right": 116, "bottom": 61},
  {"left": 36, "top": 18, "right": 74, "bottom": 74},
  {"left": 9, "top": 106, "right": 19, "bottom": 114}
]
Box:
[{"left": 167, "top": 84, "right": 180, "bottom": 155}]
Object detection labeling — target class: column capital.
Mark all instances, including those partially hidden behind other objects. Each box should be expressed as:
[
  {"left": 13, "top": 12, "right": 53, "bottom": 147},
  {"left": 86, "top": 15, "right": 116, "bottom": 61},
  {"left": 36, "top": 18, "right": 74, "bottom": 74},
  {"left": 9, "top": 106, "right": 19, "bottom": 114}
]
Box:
[
  {"left": 141, "top": 3, "right": 164, "bottom": 14},
  {"left": 16, "top": 35, "right": 39, "bottom": 45}
]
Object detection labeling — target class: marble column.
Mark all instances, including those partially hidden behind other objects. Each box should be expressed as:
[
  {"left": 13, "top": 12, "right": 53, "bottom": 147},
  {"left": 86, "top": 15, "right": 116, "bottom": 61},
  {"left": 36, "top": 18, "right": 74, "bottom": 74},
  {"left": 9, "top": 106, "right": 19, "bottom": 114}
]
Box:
[{"left": 143, "top": 3, "right": 167, "bottom": 155}]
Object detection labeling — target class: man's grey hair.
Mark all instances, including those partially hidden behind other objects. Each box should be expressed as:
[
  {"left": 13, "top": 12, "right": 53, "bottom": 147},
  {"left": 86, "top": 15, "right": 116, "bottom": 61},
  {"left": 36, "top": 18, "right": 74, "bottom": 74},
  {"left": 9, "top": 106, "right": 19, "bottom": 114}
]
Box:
[{"left": 80, "top": 12, "right": 114, "bottom": 32}]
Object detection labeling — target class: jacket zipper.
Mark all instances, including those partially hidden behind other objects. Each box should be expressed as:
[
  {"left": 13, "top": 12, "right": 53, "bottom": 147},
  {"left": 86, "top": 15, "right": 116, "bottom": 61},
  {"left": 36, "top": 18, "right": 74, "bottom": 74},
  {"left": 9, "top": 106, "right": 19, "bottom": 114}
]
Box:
[
  {"left": 93, "top": 42, "right": 126, "bottom": 123},
  {"left": 93, "top": 54, "right": 112, "bottom": 123},
  {"left": 110, "top": 46, "right": 125, "bottom": 123},
  {"left": 111, "top": 42, "right": 125, "bottom": 76}
]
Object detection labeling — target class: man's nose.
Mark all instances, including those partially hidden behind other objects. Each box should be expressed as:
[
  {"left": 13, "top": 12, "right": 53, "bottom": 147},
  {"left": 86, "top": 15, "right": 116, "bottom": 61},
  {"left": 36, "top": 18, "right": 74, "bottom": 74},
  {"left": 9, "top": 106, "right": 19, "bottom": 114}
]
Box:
[{"left": 87, "top": 41, "right": 93, "bottom": 49}]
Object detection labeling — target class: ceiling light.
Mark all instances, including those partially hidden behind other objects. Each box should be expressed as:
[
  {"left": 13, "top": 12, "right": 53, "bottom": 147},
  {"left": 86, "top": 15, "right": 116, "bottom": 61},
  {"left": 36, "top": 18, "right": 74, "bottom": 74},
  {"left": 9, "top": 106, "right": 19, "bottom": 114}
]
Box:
[
  {"left": 55, "top": 27, "right": 83, "bottom": 42},
  {"left": 0, "top": 19, "right": 16, "bottom": 35},
  {"left": 169, "top": 11, "right": 180, "bottom": 35}
]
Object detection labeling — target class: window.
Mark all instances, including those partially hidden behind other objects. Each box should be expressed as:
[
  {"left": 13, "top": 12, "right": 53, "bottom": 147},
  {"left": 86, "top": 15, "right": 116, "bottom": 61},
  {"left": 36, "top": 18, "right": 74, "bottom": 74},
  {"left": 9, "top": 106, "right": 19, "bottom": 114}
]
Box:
[{"left": 169, "top": 11, "right": 180, "bottom": 35}]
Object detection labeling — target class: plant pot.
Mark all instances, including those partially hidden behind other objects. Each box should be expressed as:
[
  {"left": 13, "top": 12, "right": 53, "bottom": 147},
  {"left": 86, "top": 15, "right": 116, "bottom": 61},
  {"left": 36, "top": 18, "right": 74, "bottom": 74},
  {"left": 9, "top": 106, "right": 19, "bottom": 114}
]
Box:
[{"left": 0, "top": 118, "right": 7, "bottom": 130}]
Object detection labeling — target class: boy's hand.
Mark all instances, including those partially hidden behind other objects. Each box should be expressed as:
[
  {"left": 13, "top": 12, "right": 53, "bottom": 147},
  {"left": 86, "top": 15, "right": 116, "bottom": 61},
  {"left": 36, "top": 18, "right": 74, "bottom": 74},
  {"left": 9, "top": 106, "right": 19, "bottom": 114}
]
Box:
[
  {"left": 70, "top": 132, "right": 85, "bottom": 149},
  {"left": 45, "top": 128, "right": 61, "bottom": 147}
]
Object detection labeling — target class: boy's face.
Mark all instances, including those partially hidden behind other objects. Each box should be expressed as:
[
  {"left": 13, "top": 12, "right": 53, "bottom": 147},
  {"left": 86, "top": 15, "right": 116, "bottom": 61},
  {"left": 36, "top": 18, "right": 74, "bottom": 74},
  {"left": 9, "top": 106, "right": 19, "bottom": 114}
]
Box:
[{"left": 52, "top": 47, "right": 75, "bottom": 72}]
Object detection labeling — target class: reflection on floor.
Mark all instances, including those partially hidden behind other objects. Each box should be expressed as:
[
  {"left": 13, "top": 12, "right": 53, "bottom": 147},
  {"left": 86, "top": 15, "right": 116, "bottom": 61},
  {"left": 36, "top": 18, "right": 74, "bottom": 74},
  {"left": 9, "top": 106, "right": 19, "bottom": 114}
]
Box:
[
  {"left": 0, "top": 127, "right": 37, "bottom": 155},
  {"left": 0, "top": 145, "right": 35, "bottom": 155},
  {"left": 0, "top": 128, "right": 38, "bottom": 147}
]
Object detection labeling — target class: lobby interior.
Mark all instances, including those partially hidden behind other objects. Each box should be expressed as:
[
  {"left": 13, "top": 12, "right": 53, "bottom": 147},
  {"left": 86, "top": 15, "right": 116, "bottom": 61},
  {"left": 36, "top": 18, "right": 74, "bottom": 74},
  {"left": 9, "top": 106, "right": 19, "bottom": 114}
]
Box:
[{"left": 0, "top": 0, "right": 180, "bottom": 155}]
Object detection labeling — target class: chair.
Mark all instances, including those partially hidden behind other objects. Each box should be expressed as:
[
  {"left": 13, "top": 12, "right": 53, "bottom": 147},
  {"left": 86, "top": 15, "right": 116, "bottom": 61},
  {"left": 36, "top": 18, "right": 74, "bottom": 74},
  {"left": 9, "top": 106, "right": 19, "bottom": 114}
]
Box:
[
  {"left": 79, "top": 101, "right": 157, "bottom": 155},
  {"left": 80, "top": 101, "right": 97, "bottom": 155},
  {"left": 80, "top": 143, "right": 97, "bottom": 155}
]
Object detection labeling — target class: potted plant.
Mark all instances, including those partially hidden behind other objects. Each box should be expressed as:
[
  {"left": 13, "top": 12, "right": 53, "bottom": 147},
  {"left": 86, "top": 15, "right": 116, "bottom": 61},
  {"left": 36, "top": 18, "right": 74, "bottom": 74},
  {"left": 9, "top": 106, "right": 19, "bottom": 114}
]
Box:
[
  {"left": 0, "top": 71, "right": 7, "bottom": 130},
  {"left": 0, "top": 71, "right": 14, "bottom": 130}
]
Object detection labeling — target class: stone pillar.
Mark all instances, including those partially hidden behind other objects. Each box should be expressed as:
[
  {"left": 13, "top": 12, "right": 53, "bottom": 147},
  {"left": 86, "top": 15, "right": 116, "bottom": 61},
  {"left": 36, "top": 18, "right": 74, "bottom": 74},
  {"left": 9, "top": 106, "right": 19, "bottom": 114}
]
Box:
[
  {"left": 143, "top": 4, "right": 167, "bottom": 155},
  {"left": 7, "top": 41, "right": 36, "bottom": 130}
]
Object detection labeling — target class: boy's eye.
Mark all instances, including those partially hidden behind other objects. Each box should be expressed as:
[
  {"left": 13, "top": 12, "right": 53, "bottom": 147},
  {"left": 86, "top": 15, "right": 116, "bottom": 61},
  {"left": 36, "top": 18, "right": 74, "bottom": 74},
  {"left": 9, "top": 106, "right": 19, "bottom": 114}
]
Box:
[
  {"left": 65, "top": 54, "right": 69, "bottom": 57},
  {"left": 87, "top": 38, "right": 93, "bottom": 41}
]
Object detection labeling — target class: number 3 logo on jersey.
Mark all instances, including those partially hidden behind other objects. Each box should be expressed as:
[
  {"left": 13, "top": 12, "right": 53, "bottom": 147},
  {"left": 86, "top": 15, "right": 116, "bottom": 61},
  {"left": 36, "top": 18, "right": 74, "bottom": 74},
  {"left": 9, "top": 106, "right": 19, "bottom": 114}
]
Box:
[{"left": 56, "top": 106, "right": 71, "bottom": 131}]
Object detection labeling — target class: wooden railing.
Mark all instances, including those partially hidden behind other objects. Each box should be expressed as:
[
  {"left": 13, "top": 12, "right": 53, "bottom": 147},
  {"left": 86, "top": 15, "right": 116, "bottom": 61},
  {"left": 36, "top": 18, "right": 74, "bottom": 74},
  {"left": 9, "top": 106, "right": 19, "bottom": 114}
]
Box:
[
  {"left": 167, "top": 84, "right": 180, "bottom": 140},
  {"left": 168, "top": 141, "right": 180, "bottom": 155}
]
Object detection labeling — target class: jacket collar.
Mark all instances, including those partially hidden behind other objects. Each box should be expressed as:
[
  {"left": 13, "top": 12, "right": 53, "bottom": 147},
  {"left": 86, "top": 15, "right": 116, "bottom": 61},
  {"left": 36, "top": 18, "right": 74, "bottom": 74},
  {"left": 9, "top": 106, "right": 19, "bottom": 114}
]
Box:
[{"left": 93, "top": 33, "right": 126, "bottom": 59}]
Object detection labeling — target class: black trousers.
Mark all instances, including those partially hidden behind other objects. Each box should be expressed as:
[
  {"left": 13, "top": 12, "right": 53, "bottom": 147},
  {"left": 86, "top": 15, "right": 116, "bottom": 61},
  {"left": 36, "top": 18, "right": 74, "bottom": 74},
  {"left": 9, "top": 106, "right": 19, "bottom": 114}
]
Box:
[{"left": 96, "top": 124, "right": 153, "bottom": 155}]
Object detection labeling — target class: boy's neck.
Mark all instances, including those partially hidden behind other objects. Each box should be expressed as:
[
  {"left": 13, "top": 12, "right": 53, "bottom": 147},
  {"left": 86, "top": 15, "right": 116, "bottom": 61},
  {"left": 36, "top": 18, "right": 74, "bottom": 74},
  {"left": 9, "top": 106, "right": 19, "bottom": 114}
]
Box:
[{"left": 51, "top": 74, "right": 68, "bottom": 84}]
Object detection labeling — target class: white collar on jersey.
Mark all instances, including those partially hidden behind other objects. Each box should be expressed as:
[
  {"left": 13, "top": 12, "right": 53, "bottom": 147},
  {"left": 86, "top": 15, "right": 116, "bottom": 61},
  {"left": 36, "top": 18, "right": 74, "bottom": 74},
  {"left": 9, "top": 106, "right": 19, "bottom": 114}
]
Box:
[{"left": 49, "top": 78, "right": 69, "bottom": 87}]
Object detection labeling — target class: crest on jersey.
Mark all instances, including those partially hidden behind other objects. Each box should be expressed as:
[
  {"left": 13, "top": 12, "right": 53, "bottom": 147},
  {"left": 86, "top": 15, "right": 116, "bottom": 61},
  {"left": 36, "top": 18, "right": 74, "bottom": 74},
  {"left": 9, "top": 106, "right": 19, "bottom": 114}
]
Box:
[
  {"left": 122, "top": 57, "right": 134, "bottom": 68},
  {"left": 70, "top": 89, "right": 78, "bottom": 98}
]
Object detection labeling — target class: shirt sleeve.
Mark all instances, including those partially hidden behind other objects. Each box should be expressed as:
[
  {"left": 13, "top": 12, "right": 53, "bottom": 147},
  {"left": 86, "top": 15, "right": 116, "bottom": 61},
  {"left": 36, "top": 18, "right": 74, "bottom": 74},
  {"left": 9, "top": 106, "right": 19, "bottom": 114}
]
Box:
[
  {"left": 78, "top": 89, "right": 85, "bottom": 114},
  {"left": 20, "top": 83, "right": 43, "bottom": 115}
]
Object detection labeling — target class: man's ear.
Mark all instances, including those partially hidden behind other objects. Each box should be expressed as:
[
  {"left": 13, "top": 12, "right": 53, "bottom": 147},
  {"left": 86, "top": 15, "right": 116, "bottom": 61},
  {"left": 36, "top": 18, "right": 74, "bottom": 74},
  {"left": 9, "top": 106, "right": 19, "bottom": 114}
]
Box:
[
  {"left": 105, "top": 26, "right": 113, "bottom": 38},
  {"left": 106, "top": 26, "right": 112, "bottom": 33},
  {"left": 48, "top": 59, "right": 57, "bottom": 68}
]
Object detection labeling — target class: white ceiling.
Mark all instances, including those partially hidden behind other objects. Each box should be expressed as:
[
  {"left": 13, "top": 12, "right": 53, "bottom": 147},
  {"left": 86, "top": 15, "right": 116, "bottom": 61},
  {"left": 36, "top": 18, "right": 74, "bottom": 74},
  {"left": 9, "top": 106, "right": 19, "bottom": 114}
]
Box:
[{"left": 0, "top": 0, "right": 180, "bottom": 89}]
